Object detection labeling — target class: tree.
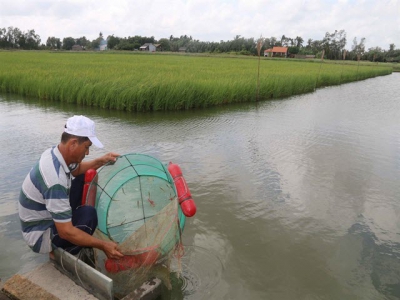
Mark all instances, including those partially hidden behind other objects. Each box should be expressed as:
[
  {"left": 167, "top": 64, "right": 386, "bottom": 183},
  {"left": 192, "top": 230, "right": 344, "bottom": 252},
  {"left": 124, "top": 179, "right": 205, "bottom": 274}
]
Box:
[
  {"left": 281, "top": 35, "right": 288, "bottom": 46},
  {"left": 157, "top": 38, "right": 170, "bottom": 51},
  {"left": 46, "top": 37, "right": 61, "bottom": 49},
  {"left": 321, "top": 30, "right": 346, "bottom": 60},
  {"left": 365, "top": 46, "right": 384, "bottom": 62},
  {"left": 288, "top": 46, "right": 299, "bottom": 54},
  {"left": 76, "top": 36, "right": 89, "bottom": 48},
  {"left": 62, "top": 37, "right": 75, "bottom": 50},
  {"left": 91, "top": 38, "right": 101, "bottom": 50},
  {"left": 0, "top": 28, "right": 6, "bottom": 48},
  {"left": 386, "top": 44, "right": 400, "bottom": 62},
  {"left": 4, "top": 26, "right": 22, "bottom": 48},
  {"left": 107, "top": 35, "right": 120, "bottom": 50},
  {"left": 295, "top": 36, "right": 304, "bottom": 48},
  {"left": 352, "top": 37, "right": 366, "bottom": 61},
  {"left": 21, "top": 29, "right": 41, "bottom": 49},
  {"left": 301, "top": 38, "right": 317, "bottom": 55},
  {"left": 115, "top": 40, "right": 134, "bottom": 50},
  {"left": 269, "top": 37, "right": 277, "bottom": 47},
  {"left": 2, "top": 26, "right": 394, "bottom": 59}
]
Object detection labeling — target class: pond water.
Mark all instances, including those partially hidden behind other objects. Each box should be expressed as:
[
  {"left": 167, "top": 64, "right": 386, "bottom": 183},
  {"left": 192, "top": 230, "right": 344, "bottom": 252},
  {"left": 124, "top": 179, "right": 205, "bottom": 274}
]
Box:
[{"left": 1, "top": 73, "right": 400, "bottom": 299}]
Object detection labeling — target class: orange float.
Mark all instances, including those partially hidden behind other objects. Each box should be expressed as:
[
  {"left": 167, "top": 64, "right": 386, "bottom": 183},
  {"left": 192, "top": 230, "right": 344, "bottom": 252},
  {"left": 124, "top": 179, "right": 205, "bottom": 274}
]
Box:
[
  {"left": 105, "top": 251, "right": 160, "bottom": 273},
  {"left": 168, "top": 162, "right": 197, "bottom": 217},
  {"left": 81, "top": 169, "right": 97, "bottom": 206}
]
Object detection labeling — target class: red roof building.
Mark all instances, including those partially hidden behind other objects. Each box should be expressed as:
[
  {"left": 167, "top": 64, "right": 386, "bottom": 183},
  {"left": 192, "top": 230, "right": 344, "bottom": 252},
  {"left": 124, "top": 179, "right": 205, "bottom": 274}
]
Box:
[{"left": 264, "top": 46, "right": 288, "bottom": 57}]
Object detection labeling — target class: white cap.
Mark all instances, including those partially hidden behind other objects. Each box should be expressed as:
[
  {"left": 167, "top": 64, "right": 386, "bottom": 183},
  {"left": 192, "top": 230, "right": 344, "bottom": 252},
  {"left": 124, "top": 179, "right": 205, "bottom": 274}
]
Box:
[{"left": 64, "top": 115, "right": 104, "bottom": 148}]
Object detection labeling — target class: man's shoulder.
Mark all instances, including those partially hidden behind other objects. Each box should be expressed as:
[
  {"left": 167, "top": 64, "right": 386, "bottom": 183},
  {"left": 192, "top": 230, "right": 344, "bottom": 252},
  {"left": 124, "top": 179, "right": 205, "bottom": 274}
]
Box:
[
  {"left": 38, "top": 146, "right": 67, "bottom": 187},
  {"left": 39, "top": 147, "right": 56, "bottom": 164}
]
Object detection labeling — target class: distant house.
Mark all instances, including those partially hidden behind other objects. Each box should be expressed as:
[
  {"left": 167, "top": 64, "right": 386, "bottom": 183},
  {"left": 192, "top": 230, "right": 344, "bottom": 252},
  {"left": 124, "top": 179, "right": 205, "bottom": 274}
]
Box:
[
  {"left": 179, "top": 47, "right": 187, "bottom": 53},
  {"left": 264, "top": 48, "right": 273, "bottom": 57},
  {"left": 154, "top": 44, "right": 162, "bottom": 51},
  {"left": 72, "top": 45, "right": 83, "bottom": 51},
  {"left": 140, "top": 43, "right": 156, "bottom": 52},
  {"left": 99, "top": 39, "right": 107, "bottom": 51},
  {"left": 264, "top": 46, "right": 288, "bottom": 58}
]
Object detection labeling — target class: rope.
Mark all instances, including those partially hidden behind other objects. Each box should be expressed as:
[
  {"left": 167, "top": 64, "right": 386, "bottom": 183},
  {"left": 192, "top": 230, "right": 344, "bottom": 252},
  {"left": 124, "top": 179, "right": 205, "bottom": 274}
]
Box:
[
  {"left": 57, "top": 248, "right": 88, "bottom": 290},
  {"left": 74, "top": 251, "right": 86, "bottom": 289},
  {"left": 174, "top": 218, "right": 185, "bottom": 278}
]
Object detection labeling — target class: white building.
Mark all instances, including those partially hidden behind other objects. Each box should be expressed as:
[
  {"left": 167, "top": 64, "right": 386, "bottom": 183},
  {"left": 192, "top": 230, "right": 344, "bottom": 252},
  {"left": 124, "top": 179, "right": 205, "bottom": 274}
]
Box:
[
  {"left": 139, "top": 43, "right": 156, "bottom": 52},
  {"left": 99, "top": 39, "right": 107, "bottom": 51}
]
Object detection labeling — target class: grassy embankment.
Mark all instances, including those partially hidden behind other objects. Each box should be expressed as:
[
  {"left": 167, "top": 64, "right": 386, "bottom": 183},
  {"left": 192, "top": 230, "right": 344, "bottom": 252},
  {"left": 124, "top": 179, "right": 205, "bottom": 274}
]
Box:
[
  {"left": 387, "top": 62, "right": 400, "bottom": 72},
  {"left": 0, "top": 51, "right": 393, "bottom": 111}
]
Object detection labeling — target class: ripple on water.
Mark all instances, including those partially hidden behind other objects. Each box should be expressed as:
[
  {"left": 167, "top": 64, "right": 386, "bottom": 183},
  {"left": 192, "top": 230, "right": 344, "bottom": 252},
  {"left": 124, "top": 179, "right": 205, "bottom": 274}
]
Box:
[{"left": 164, "top": 245, "right": 224, "bottom": 299}]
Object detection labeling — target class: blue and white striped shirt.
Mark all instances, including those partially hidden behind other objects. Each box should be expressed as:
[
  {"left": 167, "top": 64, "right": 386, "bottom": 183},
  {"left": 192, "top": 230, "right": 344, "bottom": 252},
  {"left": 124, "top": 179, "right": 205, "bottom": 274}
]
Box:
[{"left": 18, "top": 146, "right": 78, "bottom": 253}]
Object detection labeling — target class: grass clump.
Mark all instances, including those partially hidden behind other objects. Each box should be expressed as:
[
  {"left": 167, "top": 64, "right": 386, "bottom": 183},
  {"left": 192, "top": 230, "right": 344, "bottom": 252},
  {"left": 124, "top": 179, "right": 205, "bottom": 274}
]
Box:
[{"left": 0, "top": 51, "right": 393, "bottom": 111}]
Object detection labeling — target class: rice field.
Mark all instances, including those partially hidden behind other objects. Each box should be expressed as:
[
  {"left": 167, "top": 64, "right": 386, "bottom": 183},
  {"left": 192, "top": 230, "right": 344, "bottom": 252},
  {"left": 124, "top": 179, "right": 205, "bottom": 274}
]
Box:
[{"left": 0, "top": 51, "right": 393, "bottom": 111}]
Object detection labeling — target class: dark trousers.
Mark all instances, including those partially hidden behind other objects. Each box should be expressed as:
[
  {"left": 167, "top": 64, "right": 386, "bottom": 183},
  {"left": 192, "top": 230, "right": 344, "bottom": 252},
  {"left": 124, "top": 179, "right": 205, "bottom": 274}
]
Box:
[{"left": 51, "top": 174, "right": 98, "bottom": 255}]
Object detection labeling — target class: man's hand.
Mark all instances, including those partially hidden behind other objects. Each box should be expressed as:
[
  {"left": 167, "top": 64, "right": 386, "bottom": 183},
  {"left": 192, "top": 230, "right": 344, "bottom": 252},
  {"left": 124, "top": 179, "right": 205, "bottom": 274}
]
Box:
[
  {"left": 72, "top": 152, "right": 120, "bottom": 176},
  {"left": 102, "top": 241, "right": 124, "bottom": 259},
  {"left": 54, "top": 221, "right": 124, "bottom": 259},
  {"left": 98, "top": 152, "right": 119, "bottom": 166}
]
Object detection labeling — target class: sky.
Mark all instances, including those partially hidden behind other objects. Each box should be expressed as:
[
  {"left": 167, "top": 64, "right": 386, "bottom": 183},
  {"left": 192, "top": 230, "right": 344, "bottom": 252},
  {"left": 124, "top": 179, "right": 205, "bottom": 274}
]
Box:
[{"left": 1, "top": 0, "right": 399, "bottom": 50}]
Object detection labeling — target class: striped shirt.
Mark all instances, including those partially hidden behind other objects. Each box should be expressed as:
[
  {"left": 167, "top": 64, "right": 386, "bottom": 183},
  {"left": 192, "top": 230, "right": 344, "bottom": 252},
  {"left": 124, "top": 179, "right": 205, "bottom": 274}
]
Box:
[{"left": 18, "top": 146, "right": 78, "bottom": 253}]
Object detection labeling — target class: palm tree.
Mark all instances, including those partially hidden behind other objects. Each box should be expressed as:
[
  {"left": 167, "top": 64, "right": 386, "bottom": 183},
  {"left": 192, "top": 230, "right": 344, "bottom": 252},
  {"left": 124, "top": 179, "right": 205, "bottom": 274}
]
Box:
[{"left": 295, "top": 36, "right": 304, "bottom": 48}]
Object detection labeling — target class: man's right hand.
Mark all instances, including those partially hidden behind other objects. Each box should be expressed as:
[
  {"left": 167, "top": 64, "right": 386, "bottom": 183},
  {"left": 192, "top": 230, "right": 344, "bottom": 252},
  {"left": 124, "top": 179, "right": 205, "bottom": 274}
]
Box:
[
  {"left": 54, "top": 221, "right": 124, "bottom": 259},
  {"left": 102, "top": 241, "right": 124, "bottom": 259}
]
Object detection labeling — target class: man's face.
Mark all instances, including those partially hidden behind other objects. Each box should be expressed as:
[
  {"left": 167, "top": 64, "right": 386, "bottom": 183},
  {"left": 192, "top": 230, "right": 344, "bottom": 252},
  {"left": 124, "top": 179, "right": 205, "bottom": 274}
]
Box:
[{"left": 71, "top": 139, "right": 92, "bottom": 163}]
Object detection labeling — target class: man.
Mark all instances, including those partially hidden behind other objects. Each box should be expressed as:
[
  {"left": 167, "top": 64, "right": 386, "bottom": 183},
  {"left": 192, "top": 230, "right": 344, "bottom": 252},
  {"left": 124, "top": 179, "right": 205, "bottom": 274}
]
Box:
[{"left": 18, "top": 115, "right": 124, "bottom": 260}]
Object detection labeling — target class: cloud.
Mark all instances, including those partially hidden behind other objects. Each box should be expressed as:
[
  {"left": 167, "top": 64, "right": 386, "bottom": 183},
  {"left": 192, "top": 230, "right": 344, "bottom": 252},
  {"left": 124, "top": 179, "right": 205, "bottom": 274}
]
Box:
[{"left": 0, "top": 0, "right": 398, "bottom": 49}]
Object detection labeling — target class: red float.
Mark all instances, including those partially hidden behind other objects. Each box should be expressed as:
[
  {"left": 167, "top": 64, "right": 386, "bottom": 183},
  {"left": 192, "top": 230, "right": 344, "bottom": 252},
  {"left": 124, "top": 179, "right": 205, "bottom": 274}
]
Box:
[
  {"left": 105, "top": 251, "right": 160, "bottom": 273},
  {"left": 81, "top": 169, "right": 97, "bottom": 206},
  {"left": 168, "top": 162, "right": 197, "bottom": 217}
]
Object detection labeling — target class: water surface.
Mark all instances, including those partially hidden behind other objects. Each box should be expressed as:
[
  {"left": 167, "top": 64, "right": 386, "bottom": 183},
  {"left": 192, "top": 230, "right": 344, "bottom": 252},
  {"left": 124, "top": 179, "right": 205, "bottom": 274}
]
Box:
[{"left": 1, "top": 73, "right": 400, "bottom": 299}]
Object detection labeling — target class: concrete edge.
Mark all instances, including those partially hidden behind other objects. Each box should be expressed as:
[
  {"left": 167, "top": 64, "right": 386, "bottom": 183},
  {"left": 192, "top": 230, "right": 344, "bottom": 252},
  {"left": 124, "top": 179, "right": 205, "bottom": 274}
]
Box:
[
  {"left": 1, "top": 274, "right": 59, "bottom": 300},
  {"left": 0, "top": 279, "right": 12, "bottom": 300}
]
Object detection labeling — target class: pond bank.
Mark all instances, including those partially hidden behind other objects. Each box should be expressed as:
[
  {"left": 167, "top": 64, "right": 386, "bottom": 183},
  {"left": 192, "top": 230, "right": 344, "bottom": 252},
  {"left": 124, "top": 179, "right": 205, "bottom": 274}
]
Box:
[
  {"left": 1, "top": 260, "right": 162, "bottom": 300},
  {"left": 1, "top": 262, "right": 96, "bottom": 300}
]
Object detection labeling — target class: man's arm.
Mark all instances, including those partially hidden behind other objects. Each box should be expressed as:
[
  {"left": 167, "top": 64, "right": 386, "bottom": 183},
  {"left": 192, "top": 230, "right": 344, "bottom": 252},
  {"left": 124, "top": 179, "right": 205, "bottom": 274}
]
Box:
[
  {"left": 54, "top": 221, "right": 124, "bottom": 259},
  {"left": 72, "top": 152, "right": 119, "bottom": 176}
]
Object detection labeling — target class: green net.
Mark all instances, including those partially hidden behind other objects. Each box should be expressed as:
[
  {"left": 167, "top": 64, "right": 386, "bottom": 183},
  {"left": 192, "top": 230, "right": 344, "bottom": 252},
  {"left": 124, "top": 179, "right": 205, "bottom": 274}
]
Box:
[{"left": 84, "top": 153, "right": 186, "bottom": 298}]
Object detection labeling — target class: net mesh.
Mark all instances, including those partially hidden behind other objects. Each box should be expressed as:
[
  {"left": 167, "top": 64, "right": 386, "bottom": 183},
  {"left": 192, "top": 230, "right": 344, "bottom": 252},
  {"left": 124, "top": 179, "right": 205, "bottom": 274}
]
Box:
[{"left": 84, "top": 153, "right": 186, "bottom": 298}]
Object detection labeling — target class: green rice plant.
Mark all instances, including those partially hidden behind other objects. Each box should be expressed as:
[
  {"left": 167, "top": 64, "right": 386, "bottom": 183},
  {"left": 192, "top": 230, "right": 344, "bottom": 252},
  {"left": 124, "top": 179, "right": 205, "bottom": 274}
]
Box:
[{"left": 0, "top": 51, "right": 393, "bottom": 111}]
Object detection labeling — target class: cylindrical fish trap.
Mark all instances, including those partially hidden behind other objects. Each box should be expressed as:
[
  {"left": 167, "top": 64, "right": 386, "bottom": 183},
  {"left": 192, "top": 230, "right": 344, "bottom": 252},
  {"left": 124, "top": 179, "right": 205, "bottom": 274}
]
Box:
[{"left": 84, "top": 153, "right": 186, "bottom": 289}]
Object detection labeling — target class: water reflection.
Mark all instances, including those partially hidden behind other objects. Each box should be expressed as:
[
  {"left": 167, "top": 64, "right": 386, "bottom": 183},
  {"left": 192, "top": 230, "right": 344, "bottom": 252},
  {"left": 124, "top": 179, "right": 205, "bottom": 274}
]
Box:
[{"left": 331, "top": 220, "right": 400, "bottom": 299}]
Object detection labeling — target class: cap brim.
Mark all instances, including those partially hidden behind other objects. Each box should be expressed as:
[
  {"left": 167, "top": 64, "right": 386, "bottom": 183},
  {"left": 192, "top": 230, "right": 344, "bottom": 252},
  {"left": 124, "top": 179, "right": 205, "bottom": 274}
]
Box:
[{"left": 89, "top": 136, "right": 104, "bottom": 148}]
